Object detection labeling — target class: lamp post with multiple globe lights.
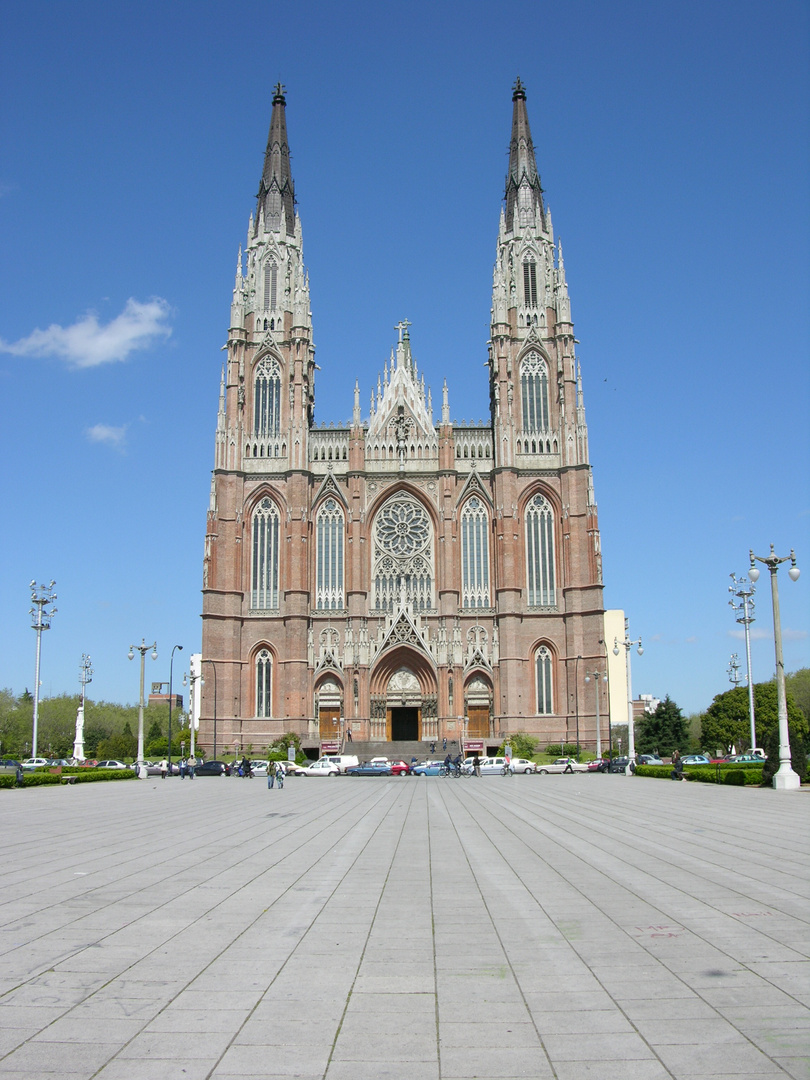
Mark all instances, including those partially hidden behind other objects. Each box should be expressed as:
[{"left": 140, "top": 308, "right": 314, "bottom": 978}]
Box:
[
  {"left": 613, "top": 620, "right": 643, "bottom": 771},
  {"left": 584, "top": 668, "right": 608, "bottom": 759},
  {"left": 129, "top": 641, "right": 157, "bottom": 775},
  {"left": 167, "top": 645, "right": 183, "bottom": 774},
  {"left": 30, "top": 580, "right": 57, "bottom": 759},
  {"left": 748, "top": 546, "right": 801, "bottom": 790},
  {"left": 729, "top": 573, "right": 757, "bottom": 752}
]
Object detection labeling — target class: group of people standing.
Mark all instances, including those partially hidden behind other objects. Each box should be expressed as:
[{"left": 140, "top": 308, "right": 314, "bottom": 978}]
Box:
[{"left": 158, "top": 757, "right": 197, "bottom": 779}]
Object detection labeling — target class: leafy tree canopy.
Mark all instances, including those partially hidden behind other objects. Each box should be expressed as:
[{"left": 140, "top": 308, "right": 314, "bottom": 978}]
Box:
[
  {"left": 700, "top": 681, "right": 807, "bottom": 756},
  {"left": 785, "top": 668, "right": 810, "bottom": 723},
  {"left": 498, "top": 732, "right": 539, "bottom": 758}
]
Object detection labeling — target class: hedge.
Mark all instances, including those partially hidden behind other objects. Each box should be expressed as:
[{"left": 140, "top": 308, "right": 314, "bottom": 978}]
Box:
[
  {"left": 634, "top": 763, "right": 763, "bottom": 785},
  {"left": 0, "top": 769, "right": 137, "bottom": 789}
]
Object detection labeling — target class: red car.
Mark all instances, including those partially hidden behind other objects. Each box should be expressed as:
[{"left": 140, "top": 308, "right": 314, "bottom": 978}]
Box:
[{"left": 389, "top": 759, "right": 411, "bottom": 775}]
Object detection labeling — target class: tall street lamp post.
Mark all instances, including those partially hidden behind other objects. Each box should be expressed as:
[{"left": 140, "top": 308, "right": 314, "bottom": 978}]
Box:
[
  {"left": 727, "top": 654, "right": 741, "bottom": 686},
  {"left": 129, "top": 641, "right": 157, "bottom": 775},
  {"left": 168, "top": 645, "right": 183, "bottom": 774},
  {"left": 184, "top": 654, "right": 202, "bottom": 761},
  {"left": 614, "top": 619, "right": 643, "bottom": 773},
  {"left": 204, "top": 659, "right": 218, "bottom": 759},
  {"left": 574, "top": 655, "right": 582, "bottom": 759},
  {"left": 73, "top": 654, "right": 93, "bottom": 761},
  {"left": 749, "top": 546, "right": 801, "bottom": 790},
  {"left": 30, "top": 580, "right": 57, "bottom": 759},
  {"left": 729, "top": 573, "right": 757, "bottom": 751},
  {"left": 584, "top": 669, "right": 608, "bottom": 759}
]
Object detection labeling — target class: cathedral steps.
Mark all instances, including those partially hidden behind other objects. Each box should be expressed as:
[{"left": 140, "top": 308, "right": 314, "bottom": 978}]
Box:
[{"left": 342, "top": 740, "right": 464, "bottom": 761}]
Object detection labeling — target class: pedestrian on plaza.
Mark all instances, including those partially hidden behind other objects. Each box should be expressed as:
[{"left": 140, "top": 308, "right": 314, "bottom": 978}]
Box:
[
  {"left": 159, "top": 759, "right": 168, "bottom": 779},
  {"left": 16, "top": 762, "right": 24, "bottom": 786},
  {"left": 241, "top": 756, "right": 252, "bottom": 778},
  {"left": 430, "top": 742, "right": 436, "bottom": 754},
  {"left": 442, "top": 737, "right": 447, "bottom": 751},
  {"left": 179, "top": 758, "right": 186, "bottom": 779},
  {"left": 268, "top": 761, "right": 276, "bottom": 789},
  {"left": 188, "top": 755, "right": 196, "bottom": 779},
  {"left": 346, "top": 727, "right": 353, "bottom": 742},
  {"left": 443, "top": 753, "right": 452, "bottom": 772},
  {"left": 472, "top": 753, "right": 480, "bottom": 777},
  {"left": 671, "top": 750, "right": 684, "bottom": 781},
  {"left": 276, "top": 762, "right": 284, "bottom": 788}
]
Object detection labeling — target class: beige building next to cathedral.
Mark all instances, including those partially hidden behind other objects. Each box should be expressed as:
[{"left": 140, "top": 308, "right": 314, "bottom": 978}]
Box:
[{"left": 200, "top": 80, "right": 611, "bottom": 758}]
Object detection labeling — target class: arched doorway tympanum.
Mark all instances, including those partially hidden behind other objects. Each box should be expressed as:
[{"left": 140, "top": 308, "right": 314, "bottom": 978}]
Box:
[{"left": 386, "top": 668, "right": 421, "bottom": 741}]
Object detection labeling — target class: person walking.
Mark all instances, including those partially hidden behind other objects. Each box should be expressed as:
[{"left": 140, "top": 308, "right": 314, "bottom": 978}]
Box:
[
  {"left": 268, "top": 761, "right": 276, "bottom": 789},
  {"left": 276, "top": 762, "right": 284, "bottom": 788},
  {"left": 671, "top": 749, "right": 684, "bottom": 781},
  {"left": 159, "top": 759, "right": 168, "bottom": 779},
  {"left": 187, "top": 754, "right": 196, "bottom": 779},
  {"left": 179, "top": 758, "right": 186, "bottom": 779},
  {"left": 346, "top": 727, "right": 352, "bottom": 742},
  {"left": 472, "top": 753, "right": 480, "bottom": 777}
]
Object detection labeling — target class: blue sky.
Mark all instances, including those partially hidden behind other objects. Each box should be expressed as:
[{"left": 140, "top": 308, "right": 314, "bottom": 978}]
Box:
[{"left": 1, "top": 0, "right": 808, "bottom": 716}]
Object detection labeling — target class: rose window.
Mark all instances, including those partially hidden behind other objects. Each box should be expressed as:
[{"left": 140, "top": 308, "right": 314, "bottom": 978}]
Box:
[{"left": 373, "top": 495, "right": 434, "bottom": 612}]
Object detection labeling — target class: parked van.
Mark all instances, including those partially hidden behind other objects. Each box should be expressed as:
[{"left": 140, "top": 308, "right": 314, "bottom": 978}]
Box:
[{"left": 321, "top": 754, "right": 359, "bottom": 773}]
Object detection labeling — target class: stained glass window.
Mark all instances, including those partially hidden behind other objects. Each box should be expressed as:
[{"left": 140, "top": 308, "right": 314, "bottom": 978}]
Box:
[
  {"left": 373, "top": 494, "right": 433, "bottom": 612},
  {"left": 526, "top": 493, "right": 556, "bottom": 606},
  {"left": 252, "top": 497, "right": 280, "bottom": 609},
  {"left": 536, "top": 646, "right": 553, "bottom": 714},
  {"left": 521, "top": 352, "right": 550, "bottom": 434},
  {"left": 254, "top": 356, "right": 281, "bottom": 436},
  {"left": 256, "top": 648, "right": 272, "bottom": 718},
  {"left": 461, "top": 497, "right": 490, "bottom": 608},
  {"left": 316, "top": 499, "right": 344, "bottom": 609}
]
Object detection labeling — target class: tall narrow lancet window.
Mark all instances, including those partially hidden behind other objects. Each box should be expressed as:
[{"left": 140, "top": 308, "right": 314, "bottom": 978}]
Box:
[
  {"left": 256, "top": 649, "right": 273, "bottom": 718},
  {"left": 521, "top": 352, "right": 550, "bottom": 434},
  {"left": 525, "top": 493, "right": 556, "bottom": 606},
  {"left": 523, "top": 259, "right": 538, "bottom": 307},
  {"left": 253, "top": 356, "right": 281, "bottom": 436},
  {"left": 535, "top": 646, "right": 553, "bottom": 714},
  {"left": 316, "top": 499, "right": 344, "bottom": 610},
  {"left": 263, "top": 259, "right": 278, "bottom": 310},
  {"left": 251, "top": 497, "right": 280, "bottom": 609},
  {"left": 461, "top": 497, "right": 490, "bottom": 608},
  {"left": 373, "top": 494, "right": 434, "bottom": 613}
]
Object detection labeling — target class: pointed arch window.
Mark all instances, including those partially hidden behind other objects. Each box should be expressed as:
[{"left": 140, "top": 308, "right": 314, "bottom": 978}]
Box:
[
  {"left": 256, "top": 649, "right": 273, "bottom": 718},
  {"left": 251, "top": 497, "right": 280, "bottom": 609},
  {"left": 461, "top": 497, "right": 490, "bottom": 609},
  {"left": 521, "top": 352, "right": 550, "bottom": 434},
  {"left": 316, "top": 498, "right": 344, "bottom": 610},
  {"left": 253, "top": 356, "right": 281, "bottom": 436},
  {"left": 263, "top": 259, "right": 278, "bottom": 310},
  {"left": 373, "top": 494, "right": 433, "bottom": 613},
  {"left": 523, "top": 258, "right": 538, "bottom": 307},
  {"left": 526, "top": 493, "right": 556, "bottom": 606},
  {"left": 535, "top": 646, "right": 553, "bottom": 714}
]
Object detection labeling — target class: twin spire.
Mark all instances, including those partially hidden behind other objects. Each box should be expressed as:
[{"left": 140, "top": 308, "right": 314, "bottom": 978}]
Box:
[
  {"left": 504, "top": 76, "right": 545, "bottom": 232},
  {"left": 255, "top": 82, "right": 296, "bottom": 236}
]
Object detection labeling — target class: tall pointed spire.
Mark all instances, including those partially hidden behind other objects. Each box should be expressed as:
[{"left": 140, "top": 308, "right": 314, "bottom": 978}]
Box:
[
  {"left": 255, "top": 82, "right": 295, "bottom": 236},
  {"left": 504, "top": 77, "right": 544, "bottom": 232}
]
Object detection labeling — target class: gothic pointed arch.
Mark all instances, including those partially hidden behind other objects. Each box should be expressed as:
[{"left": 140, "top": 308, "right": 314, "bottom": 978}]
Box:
[
  {"left": 250, "top": 494, "right": 282, "bottom": 610},
  {"left": 252, "top": 643, "right": 276, "bottom": 718},
  {"left": 314, "top": 497, "right": 345, "bottom": 610},
  {"left": 533, "top": 641, "right": 556, "bottom": 715},
  {"left": 519, "top": 349, "right": 551, "bottom": 434},
  {"left": 523, "top": 487, "right": 557, "bottom": 607},
  {"left": 459, "top": 495, "right": 491, "bottom": 609},
  {"left": 252, "top": 352, "right": 282, "bottom": 436}
]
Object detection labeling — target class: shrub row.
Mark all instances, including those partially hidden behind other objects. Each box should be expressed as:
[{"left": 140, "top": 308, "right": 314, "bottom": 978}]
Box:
[
  {"left": 634, "top": 764, "right": 763, "bottom": 785},
  {"left": 0, "top": 769, "right": 137, "bottom": 789}
]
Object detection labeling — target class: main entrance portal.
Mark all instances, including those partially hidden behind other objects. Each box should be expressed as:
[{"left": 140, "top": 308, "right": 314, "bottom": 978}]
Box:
[{"left": 390, "top": 707, "right": 419, "bottom": 741}]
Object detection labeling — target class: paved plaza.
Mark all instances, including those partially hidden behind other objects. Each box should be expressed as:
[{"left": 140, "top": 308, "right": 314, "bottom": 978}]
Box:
[{"left": 0, "top": 774, "right": 808, "bottom": 1080}]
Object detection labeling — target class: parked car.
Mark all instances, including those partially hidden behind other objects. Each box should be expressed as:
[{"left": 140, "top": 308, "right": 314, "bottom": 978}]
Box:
[
  {"left": 298, "top": 759, "right": 341, "bottom": 776},
  {"left": 536, "top": 757, "right": 590, "bottom": 774},
  {"left": 724, "top": 753, "right": 766, "bottom": 764},
  {"left": 134, "top": 760, "right": 162, "bottom": 776},
  {"left": 95, "top": 760, "right": 129, "bottom": 770},
  {"left": 21, "top": 758, "right": 51, "bottom": 770},
  {"left": 193, "top": 760, "right": 231, "bottom": 776},
  {"left": 411, "top": 760, "right": 444, "bottom": 775},
  {"left": 608, "top": 757, "right": 631, "bottom": 773},
  {"left": 347, "top": 761, "right": 392, "bottom": 776},
  {"left": 510, "top": 758, "right": 536, "bottom": 774},
  {"left": 587, "top": 758, "right": 610, "bottom": 772},
  {"left": 249, "top": 760, "right": 270, "bottom": 776},
  {"left": 389, "top": 759, "right": 411, "bottom": 775},
  {"left": 680, "top": 754, "right": 711, "bottom": 766},
  {"left": 638, "top": 754, "right": 664, "bottom": 765},
  {"left": 0, "top": 758, "right": 22, "bottom": 773}
]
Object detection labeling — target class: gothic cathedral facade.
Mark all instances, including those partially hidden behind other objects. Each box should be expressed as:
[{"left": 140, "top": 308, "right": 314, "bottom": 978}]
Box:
[{"left": 200, "top": 81, "right": 606, "bottom": 756}]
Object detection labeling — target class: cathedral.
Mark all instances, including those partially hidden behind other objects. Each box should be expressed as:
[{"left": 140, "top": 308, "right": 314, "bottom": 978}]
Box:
[{"left": 199, "top": 80, "right": 607, "bottom": 758}]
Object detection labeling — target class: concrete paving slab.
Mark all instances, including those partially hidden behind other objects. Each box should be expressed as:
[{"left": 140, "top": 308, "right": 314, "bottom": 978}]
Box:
[{"left": 1, "top": 775, "right": 808, "bottom": 1079}]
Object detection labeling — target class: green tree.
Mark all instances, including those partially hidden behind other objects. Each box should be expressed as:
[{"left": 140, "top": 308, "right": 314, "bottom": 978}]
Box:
[
  {"left": 700, "top": 682, "right": 808, "bottom": 756},
  {"left": 636, "top": 696, "right": 689, "bottom": 756},
  {"left": 785, "top": 668, "right": 810, "bottom": 723},
  {"left": 498, "top": 732, "right": 539, "bottom": 758}
]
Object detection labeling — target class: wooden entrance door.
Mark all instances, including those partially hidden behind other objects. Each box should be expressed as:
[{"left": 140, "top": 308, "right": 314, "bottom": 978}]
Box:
[
  {"left": 467, "top": 706, "right": 489, "bottom": 738},
  {"left": 319, "top": 708, "right": 340, "bottom": 743}
]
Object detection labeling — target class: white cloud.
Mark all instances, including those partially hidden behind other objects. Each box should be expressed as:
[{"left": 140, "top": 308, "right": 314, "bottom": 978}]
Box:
[
  {"left": 728, "top": 627, "right": 771, "bottom": 641},
  {"left": 783, "top": 628, "right": 808, "bottom": 642},
  {"left": 0, "top": 298, "right": 172, "bottom": 368},
  {"left": 86, "top": 423, "right": 127, "bottom": 450}
]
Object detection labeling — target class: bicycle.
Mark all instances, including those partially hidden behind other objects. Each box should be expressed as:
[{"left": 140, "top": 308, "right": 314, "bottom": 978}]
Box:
[{"left": 501, "top": 763, "right": 514, "bottom": 776}]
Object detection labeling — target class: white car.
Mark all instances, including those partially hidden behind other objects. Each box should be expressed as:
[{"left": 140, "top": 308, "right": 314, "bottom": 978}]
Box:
[
  {"left": 463, "top": 756, "right": 516, "bottom": 775},
  {"left": 21, "top": 758, "right": 51, "bottom": 770},
  {"left": 535, "top": 757, "right": 590, "bottom": 774},
  {"left": 298, "top": 759, "right": 341, "bottom": 776},
  {"left": 250, "top": 760, "right": 270, "bottom": 776}
]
